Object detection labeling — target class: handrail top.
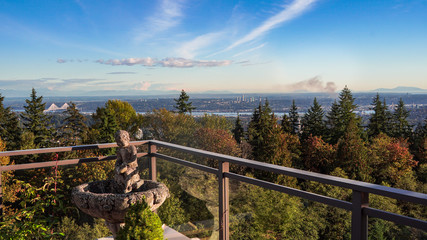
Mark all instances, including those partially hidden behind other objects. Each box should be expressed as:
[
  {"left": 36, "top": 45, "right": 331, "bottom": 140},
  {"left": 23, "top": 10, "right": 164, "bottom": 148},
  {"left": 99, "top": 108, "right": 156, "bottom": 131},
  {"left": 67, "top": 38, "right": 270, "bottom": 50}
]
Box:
[{"left": 0, "top": 140, "right": 148, "bottom": 157}]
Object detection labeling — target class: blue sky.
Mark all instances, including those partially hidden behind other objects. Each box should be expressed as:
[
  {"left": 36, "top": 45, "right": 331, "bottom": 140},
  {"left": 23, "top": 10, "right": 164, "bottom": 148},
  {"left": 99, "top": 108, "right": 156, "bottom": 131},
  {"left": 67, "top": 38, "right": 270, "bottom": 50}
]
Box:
[{"left": 0, "top": 0, "right": 426, "bottom": 97}]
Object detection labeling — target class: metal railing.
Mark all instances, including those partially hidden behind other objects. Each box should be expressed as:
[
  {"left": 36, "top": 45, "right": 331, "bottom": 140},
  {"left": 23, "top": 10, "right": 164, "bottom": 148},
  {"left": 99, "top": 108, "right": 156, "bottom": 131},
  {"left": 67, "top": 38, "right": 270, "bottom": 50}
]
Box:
[{"left": 0, "top": 140, "right": 426, "bottom": 240}]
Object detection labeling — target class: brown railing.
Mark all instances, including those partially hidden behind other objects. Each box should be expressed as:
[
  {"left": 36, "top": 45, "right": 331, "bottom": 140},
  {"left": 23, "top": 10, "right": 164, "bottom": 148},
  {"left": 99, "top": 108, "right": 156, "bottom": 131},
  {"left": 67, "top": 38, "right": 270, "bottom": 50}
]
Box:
[{"left": 0, "top": 140, "right": 426, "bottom": 240}]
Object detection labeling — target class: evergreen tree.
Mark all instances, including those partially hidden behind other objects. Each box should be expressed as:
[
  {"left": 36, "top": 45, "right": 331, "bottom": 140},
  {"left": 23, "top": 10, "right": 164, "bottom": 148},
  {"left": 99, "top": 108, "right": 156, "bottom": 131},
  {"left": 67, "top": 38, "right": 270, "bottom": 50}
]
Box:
[
  {"left": 289, "top": 100, "right": 299, "bottom": 134},
  {"left": 174, "top": 89, "right": 195, "bottom": 114},
  {"left": 327, "top": 86, "right": 361, "bottom": 144},
  {"left": 326, "top": 100, "right": 339, "bottom": 126},
  {"left": 20, "top": 88, "right": 52, "bottom": 148},
  {"left": 0, "top": 93, "right": 22, "bottom": 150},
  {"left": 336, "top": 119, "right": 371, "bottom": 182},
  {"left": 91, "top": 107, "right": 119, "bottom": 143},
  {"left": 300, "top": 98, "right": 326, "bottom": 140},
  {"left": 248, "top": 100, "right": 293, "bottom": 181},
  {"left": 232, "top": 114, "right": 244, "bottom": 144},
  {"left": 59, "top": 102, "right": 88, "bottom": 146},
  {"left": 367, "top": 93, "right": 389, "bottom": 138},
  {"left": 391, "top": 98, "right": 411, "bottom": 139},
  {"left": 281, "top": 113, "right": 292, "bottom": 133},
  {"left": 410, "top": 119, "right": 426, "bottom": 165},
  {"left": 383, "top": 99, "right": 393, "bottom": 135},
  {"left": 248, "top": 101, "right": 275, "bottom": 159}
]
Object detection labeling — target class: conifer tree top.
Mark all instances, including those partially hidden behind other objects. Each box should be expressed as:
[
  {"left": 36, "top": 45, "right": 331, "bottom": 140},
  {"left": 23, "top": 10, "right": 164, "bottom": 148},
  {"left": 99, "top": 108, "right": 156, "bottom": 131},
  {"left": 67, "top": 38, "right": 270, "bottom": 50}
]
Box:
[{"left": 174, "top": 89, "right": 196, "bottom": 114}]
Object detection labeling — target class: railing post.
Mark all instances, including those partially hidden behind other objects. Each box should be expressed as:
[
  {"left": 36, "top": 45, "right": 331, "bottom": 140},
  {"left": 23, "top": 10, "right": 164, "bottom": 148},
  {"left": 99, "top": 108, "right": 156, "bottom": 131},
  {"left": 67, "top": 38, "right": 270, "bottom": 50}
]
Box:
[
  {"left": 0, "top": 170, "right": 2, "bottom": 220},
  {"left": 351, "top": 190, "right": 369, "bottom": 240},
  {"left": 148, "top": 142, "right": 157, "bottom": 182},
  {"left": 219, "top": 161, "right": 230, "bottom": 240}
]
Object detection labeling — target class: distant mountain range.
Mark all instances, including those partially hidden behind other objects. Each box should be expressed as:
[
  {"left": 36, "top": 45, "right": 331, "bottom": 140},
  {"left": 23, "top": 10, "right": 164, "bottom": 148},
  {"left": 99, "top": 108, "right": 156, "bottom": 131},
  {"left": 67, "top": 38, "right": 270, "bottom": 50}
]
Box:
[
  {"left": 2, "top": 86, "right": 427, "bottom": 98},
  {"left": 371, "top": 86, "right": 427, "bottom": 93}
]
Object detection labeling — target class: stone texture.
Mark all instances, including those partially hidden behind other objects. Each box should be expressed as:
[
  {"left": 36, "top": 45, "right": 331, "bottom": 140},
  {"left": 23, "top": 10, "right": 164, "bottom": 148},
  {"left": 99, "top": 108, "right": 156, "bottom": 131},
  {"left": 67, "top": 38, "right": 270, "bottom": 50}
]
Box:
[
  {"left": 71, "top": 130, "right": 169, "bottom": 238},
  {"left": 113, "top": 130, "right": 144, "bottom": 194},
  {"left": 72, "top": 180, "right": 169, "bottom": 223}
]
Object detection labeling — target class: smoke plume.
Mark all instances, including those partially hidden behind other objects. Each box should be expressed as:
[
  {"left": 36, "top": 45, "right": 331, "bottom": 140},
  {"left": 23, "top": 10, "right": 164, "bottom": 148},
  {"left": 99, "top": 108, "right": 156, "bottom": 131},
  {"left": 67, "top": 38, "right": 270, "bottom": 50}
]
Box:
[{"left": 287, "top": 76, "right": 336, "bottom": 93}]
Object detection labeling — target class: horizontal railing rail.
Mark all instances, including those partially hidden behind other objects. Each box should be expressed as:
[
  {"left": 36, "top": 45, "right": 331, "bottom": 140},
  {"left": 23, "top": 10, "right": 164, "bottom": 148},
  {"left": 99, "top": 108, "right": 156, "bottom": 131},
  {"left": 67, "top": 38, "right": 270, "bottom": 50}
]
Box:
[
  {"left": 150, "top": 140, "right": 426, "bottom": 205},
  {"left": 1, "top": 139, "right": 426, "bottom": 240}
]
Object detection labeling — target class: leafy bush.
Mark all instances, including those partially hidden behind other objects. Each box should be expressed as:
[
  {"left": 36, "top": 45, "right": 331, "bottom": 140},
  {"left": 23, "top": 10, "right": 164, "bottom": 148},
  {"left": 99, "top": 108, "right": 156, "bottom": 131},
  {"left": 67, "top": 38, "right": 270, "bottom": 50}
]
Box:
[
  {"left": 55, "top": 217, "right": 110, "bottom": 240},
  {"left": 117, "top": 198, "right": 163, "bottom": 240},
  {"left": 0, "top": 178, "right": 66, "bottom": 239}
]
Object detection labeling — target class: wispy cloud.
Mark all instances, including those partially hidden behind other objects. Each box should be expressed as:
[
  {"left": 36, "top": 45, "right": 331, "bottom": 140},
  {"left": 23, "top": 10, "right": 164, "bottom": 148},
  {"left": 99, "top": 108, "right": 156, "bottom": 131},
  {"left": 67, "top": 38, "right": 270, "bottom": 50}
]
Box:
[
  {"left": 57, "top": 58, "right": 89, "bottom": 63},
  {"left": 239, "top": 61, "right": 272, "bottom": 67},
  {"left": 95, "top": 57, "right": 232, "bottom": 68},
  {"left": 107, "top": 72, "right": 136, "bottom": 75},
  {"left": 176, "top": 32, "right": 224, "bottom": 58},
  {"left": 158, "top": 58, "right": 231, "bottom": 68},
  {"left": 0, "top": 78, "right": 104, "bottom": 91},
  {"left": 232, "top": 43, "right": 266, "bottom": 57},
  {"left": 133, "top": 0, "right": 186, "bottom": 42},
  {"left": 224, "top": 0, "right": 317, "bottom": 52}
]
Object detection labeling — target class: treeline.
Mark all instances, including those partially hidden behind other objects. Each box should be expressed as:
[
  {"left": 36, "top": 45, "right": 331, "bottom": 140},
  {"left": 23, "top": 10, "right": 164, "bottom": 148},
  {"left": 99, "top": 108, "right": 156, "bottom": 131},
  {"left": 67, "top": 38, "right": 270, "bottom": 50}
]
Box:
[{"left": 0, "top": 87, "right": 426, "bottom": 239}]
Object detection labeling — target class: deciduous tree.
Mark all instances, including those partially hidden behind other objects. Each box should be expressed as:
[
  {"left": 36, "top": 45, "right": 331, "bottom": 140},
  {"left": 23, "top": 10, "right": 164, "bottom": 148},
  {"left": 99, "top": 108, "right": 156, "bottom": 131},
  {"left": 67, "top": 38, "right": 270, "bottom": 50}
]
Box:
[
  {"left": 301, "top": 135, "right": 335, "bottom": 174},
  {"left": 105, "top": 99, "right": 142, "bottom": 133},
  {"left": 144, "top": 108, "right": 198, "bottom": 146},
  {"left": 370, "top": 133, "right": 417, "bottom": 185}
]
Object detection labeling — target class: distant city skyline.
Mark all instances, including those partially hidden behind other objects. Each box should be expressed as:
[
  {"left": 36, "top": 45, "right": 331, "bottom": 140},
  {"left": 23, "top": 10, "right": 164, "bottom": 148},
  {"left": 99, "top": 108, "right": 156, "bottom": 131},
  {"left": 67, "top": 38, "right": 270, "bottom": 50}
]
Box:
[{"left": 0, "top": 0, "right": 426, "bottom": 97}]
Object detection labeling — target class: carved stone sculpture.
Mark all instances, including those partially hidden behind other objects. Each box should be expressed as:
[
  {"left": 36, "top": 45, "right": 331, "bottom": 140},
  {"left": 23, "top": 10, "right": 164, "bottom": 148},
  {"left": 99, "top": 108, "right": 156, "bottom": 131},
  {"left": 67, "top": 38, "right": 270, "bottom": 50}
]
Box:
[
  {"left": 113, "top": 130, "right": 144, "bottom": 193},
  {"left": 71, "top": 130, "right": 169, "bottom": 238}
]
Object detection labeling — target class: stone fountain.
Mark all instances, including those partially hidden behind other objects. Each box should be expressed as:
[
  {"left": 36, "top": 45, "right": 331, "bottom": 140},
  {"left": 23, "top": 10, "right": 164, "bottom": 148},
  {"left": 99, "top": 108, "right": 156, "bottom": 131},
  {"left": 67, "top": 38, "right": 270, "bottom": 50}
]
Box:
[{"left": 72, "top": 130, "right": 169, "bottom": 238}]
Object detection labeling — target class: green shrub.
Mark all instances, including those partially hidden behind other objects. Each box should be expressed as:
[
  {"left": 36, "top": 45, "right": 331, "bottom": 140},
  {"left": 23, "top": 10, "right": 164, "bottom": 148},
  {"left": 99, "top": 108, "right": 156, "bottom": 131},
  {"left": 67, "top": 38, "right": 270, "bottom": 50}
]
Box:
[
  {"left": 117, "top": 198, "right": 163, "bottom": 240},
  {"left": 55, "top": 217, "right": 110, "bottom": 240}
]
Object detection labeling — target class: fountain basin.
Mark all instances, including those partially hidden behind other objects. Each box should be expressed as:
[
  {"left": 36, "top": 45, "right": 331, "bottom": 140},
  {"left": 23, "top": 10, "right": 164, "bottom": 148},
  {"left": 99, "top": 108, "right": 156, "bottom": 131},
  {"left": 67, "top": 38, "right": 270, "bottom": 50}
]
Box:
[{"left": 72, "top": 179, "right": 169, "bottom": 224}]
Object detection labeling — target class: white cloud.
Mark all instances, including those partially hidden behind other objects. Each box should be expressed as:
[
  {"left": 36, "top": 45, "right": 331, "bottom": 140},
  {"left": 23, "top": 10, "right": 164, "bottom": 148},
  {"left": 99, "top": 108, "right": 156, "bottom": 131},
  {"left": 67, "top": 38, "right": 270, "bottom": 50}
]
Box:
[
  {"left": 95, "top": 57, "right": 232, "bottom": 68},
  {"left": 134, "top": 0, "right": 186, "bottom": 42},
  {"left": 225, "top": 0, "right": 317, "bottom": 52},
  {"left": 134, "top": 81, "right": 151, "bottom": 91},
  {"left": 96, "top": 58, "right": 156, "bottom": 66}
]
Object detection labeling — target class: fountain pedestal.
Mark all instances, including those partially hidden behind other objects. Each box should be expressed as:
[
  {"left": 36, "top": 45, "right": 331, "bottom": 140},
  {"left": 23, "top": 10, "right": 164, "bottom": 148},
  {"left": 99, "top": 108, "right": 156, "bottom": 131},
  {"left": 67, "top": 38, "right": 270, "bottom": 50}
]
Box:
[
  {"left": 72, "top": 179, "right": 169, "bottom": 237},
  {"left": 71, "top": 130, "right": 169, "bottom": 238}
]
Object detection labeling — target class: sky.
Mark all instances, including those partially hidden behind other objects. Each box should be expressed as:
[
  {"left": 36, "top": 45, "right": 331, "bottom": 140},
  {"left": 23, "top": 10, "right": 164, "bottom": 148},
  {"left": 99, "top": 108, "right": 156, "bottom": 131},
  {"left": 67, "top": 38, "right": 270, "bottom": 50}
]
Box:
[{"left": 0, "top": 0, "right": 426, "bottom": 97}]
